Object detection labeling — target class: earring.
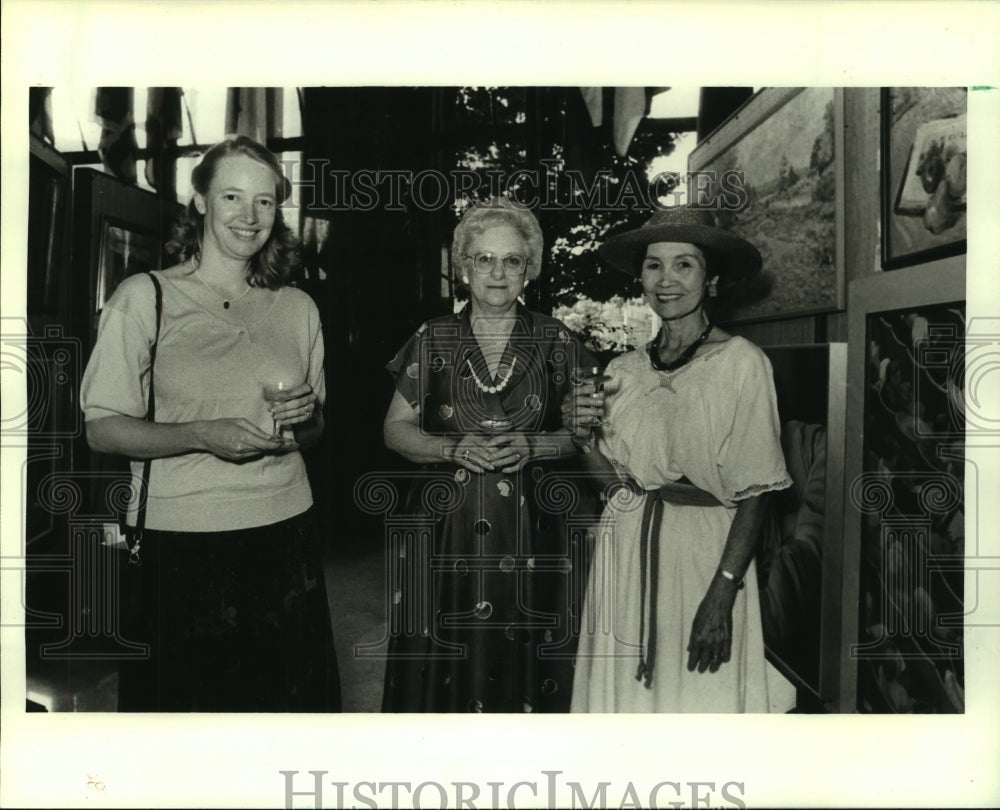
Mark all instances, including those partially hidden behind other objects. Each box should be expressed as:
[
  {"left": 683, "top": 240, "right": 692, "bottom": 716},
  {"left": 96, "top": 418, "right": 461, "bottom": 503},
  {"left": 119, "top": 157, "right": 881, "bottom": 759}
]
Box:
[
  {"left": 707, "top": 278, "right": 718, "bottom": 298},
  {"left": 462, "top": 275, "right": 470, "bottom": 284}
]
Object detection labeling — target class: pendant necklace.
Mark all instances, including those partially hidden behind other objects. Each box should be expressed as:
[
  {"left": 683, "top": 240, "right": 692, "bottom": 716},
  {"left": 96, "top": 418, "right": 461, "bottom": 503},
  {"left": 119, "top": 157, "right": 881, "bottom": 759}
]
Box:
[
  {"left": 466, "top": 356, "right": 517, "bottom": 394},
  {"left": 649, "top": 322, "right": 714, "bottom": 372},
  {"left": 194, "top": 268, "right": 253, "bottom": 309}
]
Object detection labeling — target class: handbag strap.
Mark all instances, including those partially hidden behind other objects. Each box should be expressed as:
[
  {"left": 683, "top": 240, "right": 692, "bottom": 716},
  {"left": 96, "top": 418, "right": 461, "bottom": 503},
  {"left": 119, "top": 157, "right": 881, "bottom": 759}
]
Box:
[{"left": 133, "top": 272, "right": 162, "bottom": 539}]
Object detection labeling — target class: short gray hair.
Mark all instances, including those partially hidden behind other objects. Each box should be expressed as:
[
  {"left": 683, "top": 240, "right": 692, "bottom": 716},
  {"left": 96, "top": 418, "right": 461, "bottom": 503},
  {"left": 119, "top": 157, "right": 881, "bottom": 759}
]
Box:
[{"left": 450, "top": 197, "right": 543, "bottom": 283}]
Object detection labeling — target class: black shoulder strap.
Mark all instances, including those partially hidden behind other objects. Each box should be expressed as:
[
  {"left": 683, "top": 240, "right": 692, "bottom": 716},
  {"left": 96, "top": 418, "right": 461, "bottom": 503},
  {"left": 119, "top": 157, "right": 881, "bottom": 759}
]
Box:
[
  {"left": 134, "top": 272, "right": 163, "bottom": 540},
  {"left": 145, "top": 273, "right": 162, "bottom": 420}
]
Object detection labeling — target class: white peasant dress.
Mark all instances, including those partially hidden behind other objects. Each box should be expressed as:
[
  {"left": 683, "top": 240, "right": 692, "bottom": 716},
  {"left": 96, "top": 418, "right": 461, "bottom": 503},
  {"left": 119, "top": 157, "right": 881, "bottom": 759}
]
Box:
[{"left": 571, "top": 337, "right": 792, "bottom": 713}]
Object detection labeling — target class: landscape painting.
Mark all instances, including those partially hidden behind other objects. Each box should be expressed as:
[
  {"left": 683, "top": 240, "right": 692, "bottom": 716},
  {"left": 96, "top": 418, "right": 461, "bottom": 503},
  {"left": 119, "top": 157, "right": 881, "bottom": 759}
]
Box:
[{"left": 688, "top": 87, "right": 844, "bottom": 323}]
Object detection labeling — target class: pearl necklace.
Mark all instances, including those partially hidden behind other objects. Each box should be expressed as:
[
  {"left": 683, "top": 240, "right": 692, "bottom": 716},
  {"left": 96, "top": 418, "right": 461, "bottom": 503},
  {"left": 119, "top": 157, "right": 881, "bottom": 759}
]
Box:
[
  {"left": 194, "top": 268, "right": 253, "bottom": 309},
  {"left": 466, "top": 356, "right": 517, "bottom": 394}
]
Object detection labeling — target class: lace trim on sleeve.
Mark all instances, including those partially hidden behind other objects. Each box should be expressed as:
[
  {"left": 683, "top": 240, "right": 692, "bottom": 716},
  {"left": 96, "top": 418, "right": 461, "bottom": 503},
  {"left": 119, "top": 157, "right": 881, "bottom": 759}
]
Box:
[{"left": 732, "top": 478, "right": 793, "bottom": 500}]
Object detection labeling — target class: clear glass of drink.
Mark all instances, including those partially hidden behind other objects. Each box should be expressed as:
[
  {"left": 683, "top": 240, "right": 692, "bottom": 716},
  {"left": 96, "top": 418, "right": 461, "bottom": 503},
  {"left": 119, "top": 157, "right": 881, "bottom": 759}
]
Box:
[
  {"left": 262, "top": 379, "right": 296, "bottom": 439},
  {"left": 573, "top": 365, "right": 612, "bottom": 429}
]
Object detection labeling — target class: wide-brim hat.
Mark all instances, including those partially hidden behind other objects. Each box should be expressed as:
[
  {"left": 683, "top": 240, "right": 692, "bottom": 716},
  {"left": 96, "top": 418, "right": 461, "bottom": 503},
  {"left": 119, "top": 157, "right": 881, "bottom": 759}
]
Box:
[{"left": 598, "top": 205, "right": 762, "bottom": 283}]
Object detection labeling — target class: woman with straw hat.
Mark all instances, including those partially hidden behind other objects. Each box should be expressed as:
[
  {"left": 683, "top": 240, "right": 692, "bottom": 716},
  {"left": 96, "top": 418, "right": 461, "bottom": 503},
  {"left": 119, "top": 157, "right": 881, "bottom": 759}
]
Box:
[{"left": 564, "top": 205, "right": 791, "bottom": 712}]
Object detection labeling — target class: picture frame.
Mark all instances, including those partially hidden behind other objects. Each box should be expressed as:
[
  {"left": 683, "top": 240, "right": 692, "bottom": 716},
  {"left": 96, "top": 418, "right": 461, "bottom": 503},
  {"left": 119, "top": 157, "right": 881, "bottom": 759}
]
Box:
[
  {"left": 842, "top": 256, "right": 966, "bottom": 713},
  {"left": 71, "top": 168, "right": 182, "bottom": 352},
  {"left": 688, "top": 87, "right": 845, "bottom": 324},
  {"left": 880, "top": 87, "right": 968, "bottom": 270},
  {"left": 95, "top": 217, "right": 163, "bottom": 313},
  {"left": 758, "top": 343, "right": 847, "bottom": 707}
]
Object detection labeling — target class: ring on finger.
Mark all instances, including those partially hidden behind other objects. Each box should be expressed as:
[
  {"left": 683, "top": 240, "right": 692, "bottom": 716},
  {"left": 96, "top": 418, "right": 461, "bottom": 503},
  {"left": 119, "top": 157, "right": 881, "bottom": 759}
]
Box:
[{"left": 463, "top": 449, "right": 471, "bottom": 460}]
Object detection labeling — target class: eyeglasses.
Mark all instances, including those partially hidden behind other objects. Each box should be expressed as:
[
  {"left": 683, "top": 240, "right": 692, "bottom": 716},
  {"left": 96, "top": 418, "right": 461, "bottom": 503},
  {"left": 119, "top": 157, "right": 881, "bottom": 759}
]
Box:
[{"left": 463, "top": 251, "right": 530, "bottom": 276}]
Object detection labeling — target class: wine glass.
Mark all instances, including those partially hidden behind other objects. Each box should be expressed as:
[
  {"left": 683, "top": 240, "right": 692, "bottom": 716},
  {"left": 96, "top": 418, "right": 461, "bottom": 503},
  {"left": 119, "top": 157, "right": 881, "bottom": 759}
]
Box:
[
  {"left": 573, "top": 365, "right": 612, "bottom": 430},
  {"left": 262, "top": 379, "right": 296, "bottom": 439}
]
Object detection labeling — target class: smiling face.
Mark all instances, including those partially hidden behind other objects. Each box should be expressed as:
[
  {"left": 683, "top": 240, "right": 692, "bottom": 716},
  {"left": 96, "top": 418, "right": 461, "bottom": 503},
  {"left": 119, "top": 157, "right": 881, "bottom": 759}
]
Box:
[
  {"left": 464, "top": 224, "right": 529, "bottom": 315},
  {"left": 640, "top": 242, "right": 716, "bottom": 321},
  {"left": 194, "top": 154, "right": 279, "bottom": 264}
]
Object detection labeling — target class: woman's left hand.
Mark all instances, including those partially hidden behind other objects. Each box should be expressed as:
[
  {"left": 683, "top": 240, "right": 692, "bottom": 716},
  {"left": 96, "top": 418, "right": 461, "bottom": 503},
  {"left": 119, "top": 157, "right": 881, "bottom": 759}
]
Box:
[
  {"left": 269, "top": 383, "right": 318, "bottom": 429},
  {"left": 269, "top": 436, "right": 301, "bottom": 455},
  {"left": 485, "top": 432, "right": 534, "bottom": 473},
  {"left": 686, "top": 577, "right": 739, "bottom": 674}
]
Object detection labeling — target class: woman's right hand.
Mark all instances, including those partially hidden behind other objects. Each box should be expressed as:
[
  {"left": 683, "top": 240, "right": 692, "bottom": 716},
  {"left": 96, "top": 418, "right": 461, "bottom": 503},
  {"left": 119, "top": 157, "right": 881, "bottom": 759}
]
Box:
[
  {"left": 451, "top": 434, "right": 498, "bottom": 474},
  {"left": 561, "top": 382, "right": 606, "bottom": 443},
  {"left": 194, "top": 418, "right": 287, "bottom": 461}
]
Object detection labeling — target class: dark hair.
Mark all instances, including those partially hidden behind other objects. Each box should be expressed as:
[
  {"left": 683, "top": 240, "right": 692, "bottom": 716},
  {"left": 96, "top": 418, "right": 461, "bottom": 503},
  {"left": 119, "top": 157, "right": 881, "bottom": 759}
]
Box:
[
  {"left": 167, "top": 135, "right": 299, "bottom": 289},
  {"left": 636, "top": 242, "right": 762, "bottom": 321}
]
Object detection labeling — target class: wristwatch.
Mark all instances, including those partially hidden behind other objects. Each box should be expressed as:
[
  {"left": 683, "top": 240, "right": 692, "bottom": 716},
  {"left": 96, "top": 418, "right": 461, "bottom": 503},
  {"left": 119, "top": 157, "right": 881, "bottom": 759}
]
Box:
[{"left": 718, "top": 568, "right": 745, "bottom": 590}]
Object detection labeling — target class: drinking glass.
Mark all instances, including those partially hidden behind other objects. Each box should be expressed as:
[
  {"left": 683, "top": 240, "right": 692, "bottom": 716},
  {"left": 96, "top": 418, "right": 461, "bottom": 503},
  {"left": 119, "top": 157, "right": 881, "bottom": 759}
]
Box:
[
  {"left": 262, "top": 380, "right": 296, "bottom": 439},
  {"left": 573, "top": 366, "right": 612, "bottom": 429}
]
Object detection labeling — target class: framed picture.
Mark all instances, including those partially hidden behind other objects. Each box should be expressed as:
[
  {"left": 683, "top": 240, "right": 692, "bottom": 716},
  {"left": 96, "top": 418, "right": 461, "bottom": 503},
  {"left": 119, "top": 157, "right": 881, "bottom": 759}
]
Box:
[
  {"left": 95, "top": 217, "right": 162, "bottom": 312},
  {"left": 880, "top": 87, "right": 967, "bottom": 269},
  {"left": 757, "top": 343, "right": 847, "bottom": 707},
  {"left": 71, "top": 168, "right": 182, "bottom": 352},
  {"left": 688, "top": 87, "right": 845, "bottom": 324},
  {"left": 842, "top": 256, "right": 966, "bottom": 713}
]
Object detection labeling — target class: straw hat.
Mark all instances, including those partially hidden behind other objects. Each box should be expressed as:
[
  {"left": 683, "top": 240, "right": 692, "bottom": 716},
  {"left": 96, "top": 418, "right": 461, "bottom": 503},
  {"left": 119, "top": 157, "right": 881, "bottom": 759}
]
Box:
[{"left": 598, "top": 205, "right": 762, "bottom": 283}]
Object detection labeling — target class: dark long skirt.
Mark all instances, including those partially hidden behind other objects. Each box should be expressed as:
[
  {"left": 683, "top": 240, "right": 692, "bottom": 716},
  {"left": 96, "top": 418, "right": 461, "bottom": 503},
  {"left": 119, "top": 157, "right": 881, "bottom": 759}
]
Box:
[
  {"left": 381, "top": 463, "right": 586, "bottom": 713},
  {"left": 118, "top": 509, "right": 341, "bottom": 712}
]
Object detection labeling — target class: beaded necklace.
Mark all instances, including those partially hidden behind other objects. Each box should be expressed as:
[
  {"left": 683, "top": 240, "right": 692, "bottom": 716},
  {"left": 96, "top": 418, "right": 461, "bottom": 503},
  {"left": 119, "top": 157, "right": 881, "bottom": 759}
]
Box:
[{"left": 648, "top": 322, "right": 714, "bottom": 372}]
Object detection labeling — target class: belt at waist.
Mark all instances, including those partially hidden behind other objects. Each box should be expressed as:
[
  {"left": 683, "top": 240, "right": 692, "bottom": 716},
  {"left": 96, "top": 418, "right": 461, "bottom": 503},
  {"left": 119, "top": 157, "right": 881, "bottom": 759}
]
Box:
[
  {"left": 650, "top": 477, "right": 725, "bottom": 508},
  {"left": 633, "top": 478, "right": 725, "bottom": 688}
]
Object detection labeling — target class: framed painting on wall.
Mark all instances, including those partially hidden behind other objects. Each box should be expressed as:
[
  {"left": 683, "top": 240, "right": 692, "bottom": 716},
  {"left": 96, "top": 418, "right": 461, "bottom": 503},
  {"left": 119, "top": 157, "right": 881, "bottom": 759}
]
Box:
[
  {"left": 842, "top": 256, "right": 966, "bottom": 713},
  {"left": 688, "top": 87, "right": 845, "bottom": 324},
  {"left": 880, "top": 87, "right": 967, "bottom": 269},
  {"left": 95, "top": 218, "right": 162, "bottom": 313},
  {"left": 72, "top": 168, "right": 182, "bottom": 352}
]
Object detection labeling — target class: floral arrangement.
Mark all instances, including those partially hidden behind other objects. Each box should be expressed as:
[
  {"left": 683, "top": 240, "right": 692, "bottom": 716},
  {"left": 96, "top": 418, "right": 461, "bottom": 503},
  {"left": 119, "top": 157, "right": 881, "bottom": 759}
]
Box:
[{"left": 553, "top": 295, "right": 657, "bottom": 361}]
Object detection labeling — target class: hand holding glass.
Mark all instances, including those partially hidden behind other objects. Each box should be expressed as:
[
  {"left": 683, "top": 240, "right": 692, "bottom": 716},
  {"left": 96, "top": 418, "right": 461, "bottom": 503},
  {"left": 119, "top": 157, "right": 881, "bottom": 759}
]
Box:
[
  {"left": 573, "top": 366, "right": 612, "bottom": 429},
  {"left": 262, "top": 380, "right": 296, "bottom": 440}
]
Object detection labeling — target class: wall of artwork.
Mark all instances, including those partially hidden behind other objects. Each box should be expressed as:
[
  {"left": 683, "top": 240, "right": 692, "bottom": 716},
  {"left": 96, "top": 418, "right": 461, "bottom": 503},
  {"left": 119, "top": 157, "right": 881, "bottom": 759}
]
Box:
[
  {"left": 691, "top": 87, "right": 968, "bottom": 713},
  {"left": 722, "top": 88, "right": 966, "bottom": 344}
]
